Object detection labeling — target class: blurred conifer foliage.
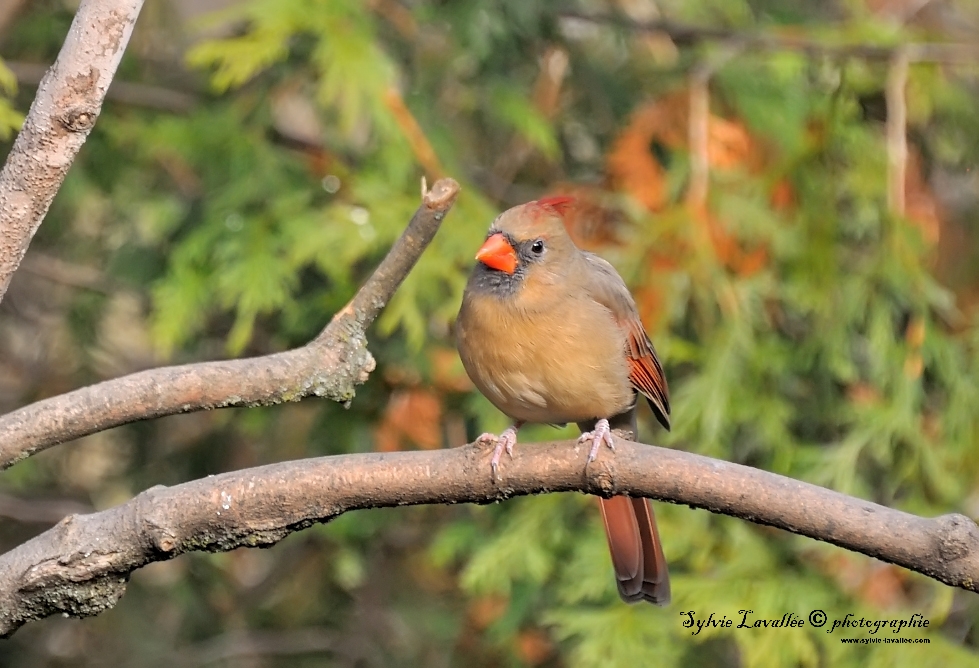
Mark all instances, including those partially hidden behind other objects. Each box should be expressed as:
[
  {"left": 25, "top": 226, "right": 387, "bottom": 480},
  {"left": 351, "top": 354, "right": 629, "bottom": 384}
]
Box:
[{"left": 3, "top": 0, "right": 979, "bottom": 665}]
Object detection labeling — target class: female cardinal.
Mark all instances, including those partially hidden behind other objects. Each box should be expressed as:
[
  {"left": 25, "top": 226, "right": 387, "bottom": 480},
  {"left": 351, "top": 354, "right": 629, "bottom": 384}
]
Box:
[{"left": 456, "top": 196, "right": 671, "bottom": 604}]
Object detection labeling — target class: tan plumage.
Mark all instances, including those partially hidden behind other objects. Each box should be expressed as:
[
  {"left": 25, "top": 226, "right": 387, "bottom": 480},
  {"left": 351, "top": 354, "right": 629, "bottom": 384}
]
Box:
[{"left": 456, "top": 196, "right": 671, "bottom": 605}]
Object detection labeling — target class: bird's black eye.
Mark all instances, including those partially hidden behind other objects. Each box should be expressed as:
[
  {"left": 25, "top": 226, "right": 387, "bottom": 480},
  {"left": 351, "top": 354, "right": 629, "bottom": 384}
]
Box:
[{"left": 531, "top": 239, "right": 544, "bottom": 254}]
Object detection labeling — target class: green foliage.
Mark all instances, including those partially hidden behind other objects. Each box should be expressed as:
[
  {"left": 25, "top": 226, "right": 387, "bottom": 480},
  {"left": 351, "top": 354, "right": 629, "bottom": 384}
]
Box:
[
  {"left": 0, "top": 59, "right": 23, "bottom": 139},
  {"left": 188, "top": 0, "right": 396, "bottom": 133},
  {"left": 488, "top": 84, "right": 561, "bottom": 159},
  {"left": 4, "top": 0, "right": 979, "bottom": 666}
]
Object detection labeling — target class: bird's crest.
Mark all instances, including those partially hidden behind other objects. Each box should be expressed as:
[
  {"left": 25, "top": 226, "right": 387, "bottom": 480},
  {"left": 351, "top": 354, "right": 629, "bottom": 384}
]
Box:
[{"left": 535, "top": 195, "right": 576, "bottom": 218}]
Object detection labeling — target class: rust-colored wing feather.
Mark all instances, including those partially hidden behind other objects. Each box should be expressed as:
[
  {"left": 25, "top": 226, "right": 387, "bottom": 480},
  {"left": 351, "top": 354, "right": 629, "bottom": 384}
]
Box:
[
  {"left": 580, "top": 252, "right": 670, "bottom": 431},
  {"left": 623, "top": 319, "right": 671, "bottom": 431}
]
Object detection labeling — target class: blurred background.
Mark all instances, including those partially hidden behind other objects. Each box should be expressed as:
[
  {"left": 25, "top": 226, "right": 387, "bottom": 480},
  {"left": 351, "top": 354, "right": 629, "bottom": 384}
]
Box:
[{"left": 2, "top": 0, "right": 979, "bottom": 665}]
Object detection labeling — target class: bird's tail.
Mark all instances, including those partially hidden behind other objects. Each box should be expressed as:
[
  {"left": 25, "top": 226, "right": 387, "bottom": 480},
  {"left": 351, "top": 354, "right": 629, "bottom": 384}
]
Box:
[{"left": 598, "top": 495, "right": 671, "bottom": 605}]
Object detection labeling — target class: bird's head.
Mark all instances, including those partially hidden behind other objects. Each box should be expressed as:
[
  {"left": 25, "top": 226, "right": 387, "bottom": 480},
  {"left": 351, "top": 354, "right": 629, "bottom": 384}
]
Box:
[{"left": 472, "top": 196, "right": 578, "bottom": 289}]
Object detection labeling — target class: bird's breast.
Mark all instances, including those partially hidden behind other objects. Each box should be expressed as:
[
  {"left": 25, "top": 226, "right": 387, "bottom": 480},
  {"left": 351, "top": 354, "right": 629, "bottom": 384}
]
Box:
[{"left": 456, "top": 292, "right": 634, "bottom": 425}]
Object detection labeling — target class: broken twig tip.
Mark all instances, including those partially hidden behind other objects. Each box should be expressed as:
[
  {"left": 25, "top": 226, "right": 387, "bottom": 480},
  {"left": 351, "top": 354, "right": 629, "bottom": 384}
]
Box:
[{"left": 423, "top": 178, "right": 461, "bottom": 208}]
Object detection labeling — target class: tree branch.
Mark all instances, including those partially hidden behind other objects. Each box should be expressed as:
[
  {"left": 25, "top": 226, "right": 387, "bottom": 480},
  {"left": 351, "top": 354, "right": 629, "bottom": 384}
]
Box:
[
  {"left": 0, "top": 178, "right": 461, "bottom": 469},
  {"left": 1, "top": 436, "right": 976, "bottom": 637},
  {"left": 560, "top": 11, "right": 979, "bottom": 62},
  {"left": 685, "top": 67, "right": 710, "bottom": 210},
  {"left": 886, "top": 48, "right": 910, "bottom": 217},
  {"left": 0, "top": 0, "right": 146, "bottom": 305},
  {"left": 177, "top": 627, "right": 338, "bottom": 667},
  {"left": 8, "top": 61, "right": 197, "bottom": 114},
  {"left": 0, "top": 491, "right": 91, "bottom": 524}
]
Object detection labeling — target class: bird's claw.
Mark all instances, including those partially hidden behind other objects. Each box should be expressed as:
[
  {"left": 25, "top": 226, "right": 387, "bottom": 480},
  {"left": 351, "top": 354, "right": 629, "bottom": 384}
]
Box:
[
  {"left": 485, "top": 426, "right": 519, "bottom": 478},
  {"left": 579, "top": 418, "right": 615, "bottom": 464}
]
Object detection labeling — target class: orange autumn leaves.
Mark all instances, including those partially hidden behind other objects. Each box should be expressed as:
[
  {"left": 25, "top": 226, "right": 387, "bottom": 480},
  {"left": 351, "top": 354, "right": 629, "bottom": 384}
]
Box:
[
  {"left": 602, "top": 90, "right": 784, "bottom": 330},
  {"left": 607, "top": 90, "right": 782, "bottom": 277},
  {"left": 375, "top": 387, "right": 443, "bottom": 452},
  {"left": 606, "top": 89, "right": 942, "bottom": 329},
  {"left": 607, "top": 88, "right": 942, "bottom": 253},
  {"left": 374, "top": 348, "right": 471, "bottom": 452}
]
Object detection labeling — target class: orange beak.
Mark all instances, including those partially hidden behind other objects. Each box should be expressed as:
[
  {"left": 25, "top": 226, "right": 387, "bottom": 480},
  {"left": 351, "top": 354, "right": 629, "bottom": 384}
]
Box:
[{"left": 475, "top": 233, "right": 517, "bottom": 274}]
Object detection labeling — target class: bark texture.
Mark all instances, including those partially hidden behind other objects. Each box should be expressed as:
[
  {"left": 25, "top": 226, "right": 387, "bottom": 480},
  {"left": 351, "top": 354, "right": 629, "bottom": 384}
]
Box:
[
  {"left": 1, "top": 437, "right": 976, "bottom": 637},
  {"left": 0, "top": 0, "right": 146, "bottom": 303}
]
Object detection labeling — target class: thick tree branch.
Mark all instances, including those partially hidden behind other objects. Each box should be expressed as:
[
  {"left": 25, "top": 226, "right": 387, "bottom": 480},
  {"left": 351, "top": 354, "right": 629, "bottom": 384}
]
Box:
[
  {"left": 1, "top": 437, "right": 976, "bottom": 636},
  {"left": 0, "top": 0, "right": 145, "bottom": 305},
  {"left": 0, "top": 178, "right": 461, "bottom": 469}
]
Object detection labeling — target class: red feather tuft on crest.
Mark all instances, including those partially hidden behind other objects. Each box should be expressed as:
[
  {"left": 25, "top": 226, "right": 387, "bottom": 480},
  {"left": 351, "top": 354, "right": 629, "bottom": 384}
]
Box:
[{"left": 536, "top": 195, "right": 576, "bottom": 217}]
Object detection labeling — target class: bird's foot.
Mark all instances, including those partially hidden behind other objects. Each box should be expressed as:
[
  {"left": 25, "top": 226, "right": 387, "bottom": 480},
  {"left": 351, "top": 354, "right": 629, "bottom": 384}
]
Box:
[
  {"left": 578, "top": 418, "right": 615, "bottom": 464},
  {"left": 478, "top": 426, "right": 518, "bottom": 478}
]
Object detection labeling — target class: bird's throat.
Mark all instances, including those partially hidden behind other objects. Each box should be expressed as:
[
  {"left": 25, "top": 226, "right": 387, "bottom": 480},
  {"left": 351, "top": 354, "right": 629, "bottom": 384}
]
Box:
[{"left": 466, "top": 262, "right": 525, "bottom": 299}]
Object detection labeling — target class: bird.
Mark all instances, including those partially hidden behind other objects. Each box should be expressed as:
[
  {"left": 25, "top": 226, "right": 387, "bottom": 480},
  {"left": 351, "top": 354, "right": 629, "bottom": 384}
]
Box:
[{"left": 456, "top": 195, "right": 671, "bottom": 605}]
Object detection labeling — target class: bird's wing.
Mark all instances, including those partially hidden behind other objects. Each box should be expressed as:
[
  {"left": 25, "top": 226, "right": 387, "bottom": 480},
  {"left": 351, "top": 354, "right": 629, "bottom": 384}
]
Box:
[{"left": 581, "top": 253, "right": 671, "bottom": 430}]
